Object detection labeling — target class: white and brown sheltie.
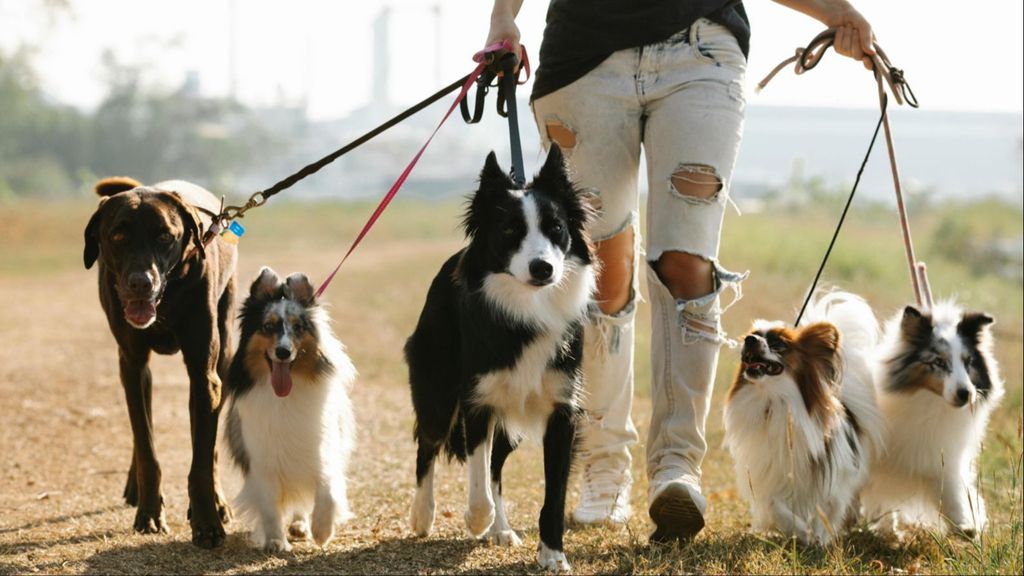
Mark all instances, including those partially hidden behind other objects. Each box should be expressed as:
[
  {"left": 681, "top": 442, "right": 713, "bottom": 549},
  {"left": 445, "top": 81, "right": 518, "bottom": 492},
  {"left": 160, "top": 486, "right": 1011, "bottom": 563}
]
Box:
[
  {"left": 724, "top": 292, "right": 885, "bottom": 545},
  {"left": 225, "top": 267, "right": 356, "bottom": 551},
  {"left": 861, "top": 301, "right": 1003, "bottom": 540},
  {"left": 405, "top": 145, "right": 594, "bottom": 572}
]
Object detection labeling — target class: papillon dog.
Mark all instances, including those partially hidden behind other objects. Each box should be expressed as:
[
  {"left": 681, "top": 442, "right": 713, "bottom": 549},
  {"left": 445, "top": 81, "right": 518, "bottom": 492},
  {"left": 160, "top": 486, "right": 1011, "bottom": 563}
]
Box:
[
  {"left": 225, "top": 267, "right": 356, "bottom": 551},
  {"left": 405, "top": 145, "right": 595, "bottom": 572},
  {"left": 861, "top": 301, "right": 1003, "bottom": 540},
  {"left": 724, "top": 292, "right": 885, "bottom": 545}
]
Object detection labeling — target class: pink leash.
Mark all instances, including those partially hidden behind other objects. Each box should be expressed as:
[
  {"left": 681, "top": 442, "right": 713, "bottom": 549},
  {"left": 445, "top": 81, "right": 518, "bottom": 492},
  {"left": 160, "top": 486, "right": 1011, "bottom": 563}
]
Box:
[{"left": 314, "top": 42, "right": 522, "bottom": 300}]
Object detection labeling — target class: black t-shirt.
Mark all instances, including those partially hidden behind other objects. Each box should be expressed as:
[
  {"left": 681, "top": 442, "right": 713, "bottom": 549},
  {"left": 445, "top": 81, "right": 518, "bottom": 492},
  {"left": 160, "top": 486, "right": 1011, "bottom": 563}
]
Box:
[{"left": 532, "top": 0, "right": 750, "bottom": 101}]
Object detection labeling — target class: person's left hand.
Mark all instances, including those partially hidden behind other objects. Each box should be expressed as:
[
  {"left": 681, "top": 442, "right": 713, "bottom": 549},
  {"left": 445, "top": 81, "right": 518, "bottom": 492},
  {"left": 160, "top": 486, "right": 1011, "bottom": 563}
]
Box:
[{"left": 823, "top": 4, "right": 875, "bottom": 70}]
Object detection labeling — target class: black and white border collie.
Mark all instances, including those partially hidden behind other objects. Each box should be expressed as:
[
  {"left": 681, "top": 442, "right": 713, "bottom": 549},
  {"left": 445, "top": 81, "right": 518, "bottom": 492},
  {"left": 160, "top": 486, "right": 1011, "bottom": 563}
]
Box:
[
  {"left": 225, "top": 267, "right": 356, "bottom": 551},
  {"left": 405, "top": 145, "right": 595, "bottom": 572},
  {"left": 862, "top": 302, "right": 1003, "bottom": 540}
]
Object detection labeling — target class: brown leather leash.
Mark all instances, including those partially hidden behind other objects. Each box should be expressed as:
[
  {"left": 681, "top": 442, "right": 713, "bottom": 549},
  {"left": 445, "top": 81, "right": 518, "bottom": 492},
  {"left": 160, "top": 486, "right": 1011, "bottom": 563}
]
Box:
[{"left": 757, "top": 29, "right": 933, "bottom": 323}]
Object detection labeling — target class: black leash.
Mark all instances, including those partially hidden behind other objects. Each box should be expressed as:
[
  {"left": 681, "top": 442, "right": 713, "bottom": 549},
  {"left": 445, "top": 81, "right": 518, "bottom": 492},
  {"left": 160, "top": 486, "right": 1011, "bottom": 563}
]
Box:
[
  {"left": 460, "top": 52, "right": 527, "bottom": 187},
  {"left": 793, "top": 95, "right": 887, "bottom": 326},
  {"left": 213, "top": 74, "right": 471, "bottom": 226}
]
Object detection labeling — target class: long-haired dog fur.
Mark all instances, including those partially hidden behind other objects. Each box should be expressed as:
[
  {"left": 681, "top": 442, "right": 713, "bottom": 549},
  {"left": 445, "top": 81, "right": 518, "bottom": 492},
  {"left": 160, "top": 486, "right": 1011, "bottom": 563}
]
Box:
[
  {"left": 724, "top": 292, "right": 885, "bottom": 545},
  {"left": 225, "top": 267, "right": 356, "bottom": 551},
  {"left": 405, "top": 145, "right": 595, "bottom": 572},
  {"left": 861, "top": 301, "right": 1003, "bottom": 540}
]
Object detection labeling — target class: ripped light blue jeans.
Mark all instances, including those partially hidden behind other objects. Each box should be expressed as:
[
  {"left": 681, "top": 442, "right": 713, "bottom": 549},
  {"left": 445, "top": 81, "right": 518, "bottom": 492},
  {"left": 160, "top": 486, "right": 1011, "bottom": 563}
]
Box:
[{"left": 533, "top": 18, "right": 748, "bottom": 508}]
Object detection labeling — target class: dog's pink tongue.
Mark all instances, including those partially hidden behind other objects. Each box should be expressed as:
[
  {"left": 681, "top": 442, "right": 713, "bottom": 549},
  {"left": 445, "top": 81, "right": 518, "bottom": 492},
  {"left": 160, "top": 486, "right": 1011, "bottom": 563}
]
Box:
[
  {"left": 271, "top": 361, "right": 293, "bottom": 397},
  {"left": 124, "top": 301, "right": 157, "bottom": 327}
]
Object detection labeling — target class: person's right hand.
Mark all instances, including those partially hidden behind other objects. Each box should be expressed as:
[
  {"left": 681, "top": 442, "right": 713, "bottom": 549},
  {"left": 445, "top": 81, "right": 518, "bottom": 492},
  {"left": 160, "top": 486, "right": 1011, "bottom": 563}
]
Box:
[{"left": 485, "top": 11, "right": 522, "bottom": 70}]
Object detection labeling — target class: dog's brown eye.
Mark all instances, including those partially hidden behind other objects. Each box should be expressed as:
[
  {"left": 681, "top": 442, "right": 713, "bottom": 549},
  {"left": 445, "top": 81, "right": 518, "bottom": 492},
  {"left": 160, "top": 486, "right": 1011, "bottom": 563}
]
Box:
[
  {"left": 931, "top": 358, "right": 950, "bottom": 372},
  {"left": 262, "top": 321, "right": 275, "bottom": 333},
  {"left": 157, "top": 232, "right": 174, "bottom": 244},
  {"left": 111, "top": 231, "right": 127, "bottom": 243},
  {"left": 292, "top": 322, "right": 304, "bottom": 334},
  {"left": 503, "top": 227, "right": 517, "bottom": 237},
  {"left": 551, "top": 223, "right": 564, "bottom": 234}
]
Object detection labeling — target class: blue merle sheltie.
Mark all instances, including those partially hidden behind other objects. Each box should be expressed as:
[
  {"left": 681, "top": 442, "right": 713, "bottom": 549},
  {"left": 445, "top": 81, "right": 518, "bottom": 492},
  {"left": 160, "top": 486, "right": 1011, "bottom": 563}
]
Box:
[
  {"left": 861, "top": 301, "right": 1003, "bottom": 541},
  {"left": 225, "top": 267, "right": 356, "bottom": 552},
  {"left": 405, "top": 145, "right": 595, "bottom": 572}
]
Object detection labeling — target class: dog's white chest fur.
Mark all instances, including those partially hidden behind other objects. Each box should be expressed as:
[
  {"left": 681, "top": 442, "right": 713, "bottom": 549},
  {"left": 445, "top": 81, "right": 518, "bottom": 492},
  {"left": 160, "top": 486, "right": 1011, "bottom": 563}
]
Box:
[
  {"left": 473, "top": 262, "right": 594, "bottom": 439},
  {"left": 235, "top": 372, "right": 352, "bottom": 496},
  {"left": 474, "top": 333, "right": 573, "bottom": 439}
]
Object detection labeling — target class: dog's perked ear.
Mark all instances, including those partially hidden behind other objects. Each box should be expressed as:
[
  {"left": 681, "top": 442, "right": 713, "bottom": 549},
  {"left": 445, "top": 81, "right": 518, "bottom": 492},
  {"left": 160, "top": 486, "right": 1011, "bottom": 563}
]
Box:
[
  {"left": 464, "top": 151, "right": 515, "bottom": 238},
  {"left": 900, "top": 305, "right": 933, "bottom": 345},
  {"left": 251, "top": 267, "right": 283, "bottom": 300},
  {"left": 534, "top": 144, "right": 571, "bottom": 191},
  {"left": 957, "top": 311, "right": 995, "bottom": 344},
  {"left": 83, "top": 197, "right": 110, "bottom": 269},
  {"left": 798, "top": 322, "right": 841, "bottom": 358},
  {"left": 285, "top": 273, "right": 316, "bottom": 307},
  {"left": 160, "top": 191, "right": 206, "bottom": 263}
]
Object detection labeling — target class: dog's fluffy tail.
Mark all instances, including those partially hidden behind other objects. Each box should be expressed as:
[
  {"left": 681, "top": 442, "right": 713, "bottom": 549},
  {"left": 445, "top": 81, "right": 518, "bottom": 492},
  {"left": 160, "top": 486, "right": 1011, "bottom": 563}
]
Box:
[
  {"left": 95, "top": 176, "right": 142, "bottom": 197},
  {"left": 801, "top": 290, "right": 879, "bottom": 354}
]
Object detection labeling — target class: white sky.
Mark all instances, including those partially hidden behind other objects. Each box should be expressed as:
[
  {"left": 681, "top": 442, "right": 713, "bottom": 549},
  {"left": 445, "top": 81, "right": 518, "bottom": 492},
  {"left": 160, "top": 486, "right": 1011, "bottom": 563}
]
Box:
[{"left": 5, "top": 0, "right": 1023, "bottom": 119}]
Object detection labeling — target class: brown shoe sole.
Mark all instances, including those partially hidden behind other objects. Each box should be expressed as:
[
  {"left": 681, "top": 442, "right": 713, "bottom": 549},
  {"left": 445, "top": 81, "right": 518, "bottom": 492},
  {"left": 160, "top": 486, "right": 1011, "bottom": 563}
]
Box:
[{"left": 648, "top": 484, "right": 705, "bottom": 543}]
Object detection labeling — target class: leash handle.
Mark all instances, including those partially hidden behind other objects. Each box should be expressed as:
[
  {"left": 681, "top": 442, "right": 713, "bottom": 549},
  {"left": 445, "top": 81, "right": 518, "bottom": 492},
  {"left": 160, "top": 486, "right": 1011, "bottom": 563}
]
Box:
[
  {"left": 758, "top": 30, "right": 928, "bottom": 322},
  {"left": 314, "top": 61, "right": 490, "bottom": 299}
]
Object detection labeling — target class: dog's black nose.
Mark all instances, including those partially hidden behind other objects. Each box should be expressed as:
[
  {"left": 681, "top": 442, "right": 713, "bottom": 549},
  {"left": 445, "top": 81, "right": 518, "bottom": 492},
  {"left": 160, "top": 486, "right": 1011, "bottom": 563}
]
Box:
[
  {"left": 127, "top": 272, "right": 153, "bottom": 294},
  {"left": 955, "top": 387, "right": 970, "bottom": 405},
  {"left": 275, "top": 346, "right": 291, "bottom": 361},
  {"left": 744, "top": 334, "right": 760, "bottom": 348},
  {"left": 529, "top": 259, "right": 553, "bottom": 282}
]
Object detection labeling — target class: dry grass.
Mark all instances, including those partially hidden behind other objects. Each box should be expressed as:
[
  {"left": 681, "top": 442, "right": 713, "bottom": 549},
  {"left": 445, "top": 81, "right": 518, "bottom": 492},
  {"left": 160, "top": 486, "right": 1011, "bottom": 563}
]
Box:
[{"left": 0, "top": 198, "right": 1020, "bottom": 574}]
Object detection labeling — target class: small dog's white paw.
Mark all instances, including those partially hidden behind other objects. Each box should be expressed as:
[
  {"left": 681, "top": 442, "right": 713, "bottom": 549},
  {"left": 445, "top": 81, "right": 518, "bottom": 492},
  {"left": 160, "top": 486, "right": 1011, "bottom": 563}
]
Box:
[
  {"left": 288, "top": 519, "right": 311, "bottom": 542},
  {"left": 488, "top": 527, "right": 523, "bottom": 547},
  {"left": 264, "top": 537, "right": 292, "bottom": 553},
  {"left": 537, "top": 542, "right": 571, "bottom": 573},
  {"left": 464, "top": 503, "right": 495, "bottom": 538},
  {"left": 311, "top": 518, "right": 335, "bottom": 547}
]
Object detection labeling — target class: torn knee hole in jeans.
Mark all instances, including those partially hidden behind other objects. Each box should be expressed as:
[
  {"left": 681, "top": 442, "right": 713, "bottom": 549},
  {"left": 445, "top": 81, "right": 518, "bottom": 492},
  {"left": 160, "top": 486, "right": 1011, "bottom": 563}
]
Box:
[
  {"left": 545, "top": 120, "right": 577, "bottom": 152},
  {"left": 669, "top": 164, "right": 722, "bottom": 203},
  {"left": 674, "top": 258, "right": 749, "bottom": 347}
]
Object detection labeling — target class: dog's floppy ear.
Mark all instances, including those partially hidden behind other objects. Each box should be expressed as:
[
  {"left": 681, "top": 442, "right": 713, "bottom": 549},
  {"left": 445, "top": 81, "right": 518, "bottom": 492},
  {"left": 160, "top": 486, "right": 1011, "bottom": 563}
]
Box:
[
  {"left": 95, "top": 176, "right": 142, "bottom": 197},
  {"left": 285, "top": 273, "right": 316, "bottom": 307},
  {"left": 160, "top": 191, "right": 206, "bottom": 262},
  {"left": 251, "top": 267, "right": 282, "bottom": 300},
  {"left": 83, "top": 197, "right": 109, "bottom": 269}
]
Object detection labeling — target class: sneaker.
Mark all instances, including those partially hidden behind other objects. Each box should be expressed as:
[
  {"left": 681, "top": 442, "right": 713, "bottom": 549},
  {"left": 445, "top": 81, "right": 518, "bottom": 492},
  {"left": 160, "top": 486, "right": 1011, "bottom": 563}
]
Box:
[
  {"left": 572, "top": 462, "right": 632, "bottom": 525},
  {"left": 648, "top": 480, "right": 706, "bottom": 542}
]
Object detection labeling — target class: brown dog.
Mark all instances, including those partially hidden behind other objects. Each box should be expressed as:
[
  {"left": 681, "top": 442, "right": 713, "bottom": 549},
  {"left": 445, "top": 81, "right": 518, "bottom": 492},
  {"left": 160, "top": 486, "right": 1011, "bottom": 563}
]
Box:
[{"left": 84, "top": 177, "right": 236, "bottom": 548}]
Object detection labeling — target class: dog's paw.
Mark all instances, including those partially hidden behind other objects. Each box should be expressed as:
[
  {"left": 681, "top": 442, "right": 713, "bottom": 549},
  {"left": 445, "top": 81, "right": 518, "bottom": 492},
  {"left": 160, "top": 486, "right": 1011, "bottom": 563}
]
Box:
[
  {"left": 311, "top": 515, "right": 335, "bottom": 547},
  {"left": 952, "top": 524, "right": 980, "bottom": 541},
  {"left": 410, "top": 498, "right": 435, "bottom": 537},
  {"left": 288, "top": 519, "right": 312, "bottom": 542},
  {"left": 191, "top": 521, "right": 226, "bottom": 549},
  {"left": 464, "top": 503, "right": 495, "bottom": 538},
  {"left": 264, "top": 538, "right": 293, "bottom": 553},
  {"left": 488, "top": 527, "right": 523, "bottom": 547},
  {"left": 133, "top": 506, "right": 168, "bottom": 535},
  {"left": 537, "top": 542, "right": 572, "bottom": 573},
  {"left": 215, "top": 493, "right": 233, "bottom": 525}
]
